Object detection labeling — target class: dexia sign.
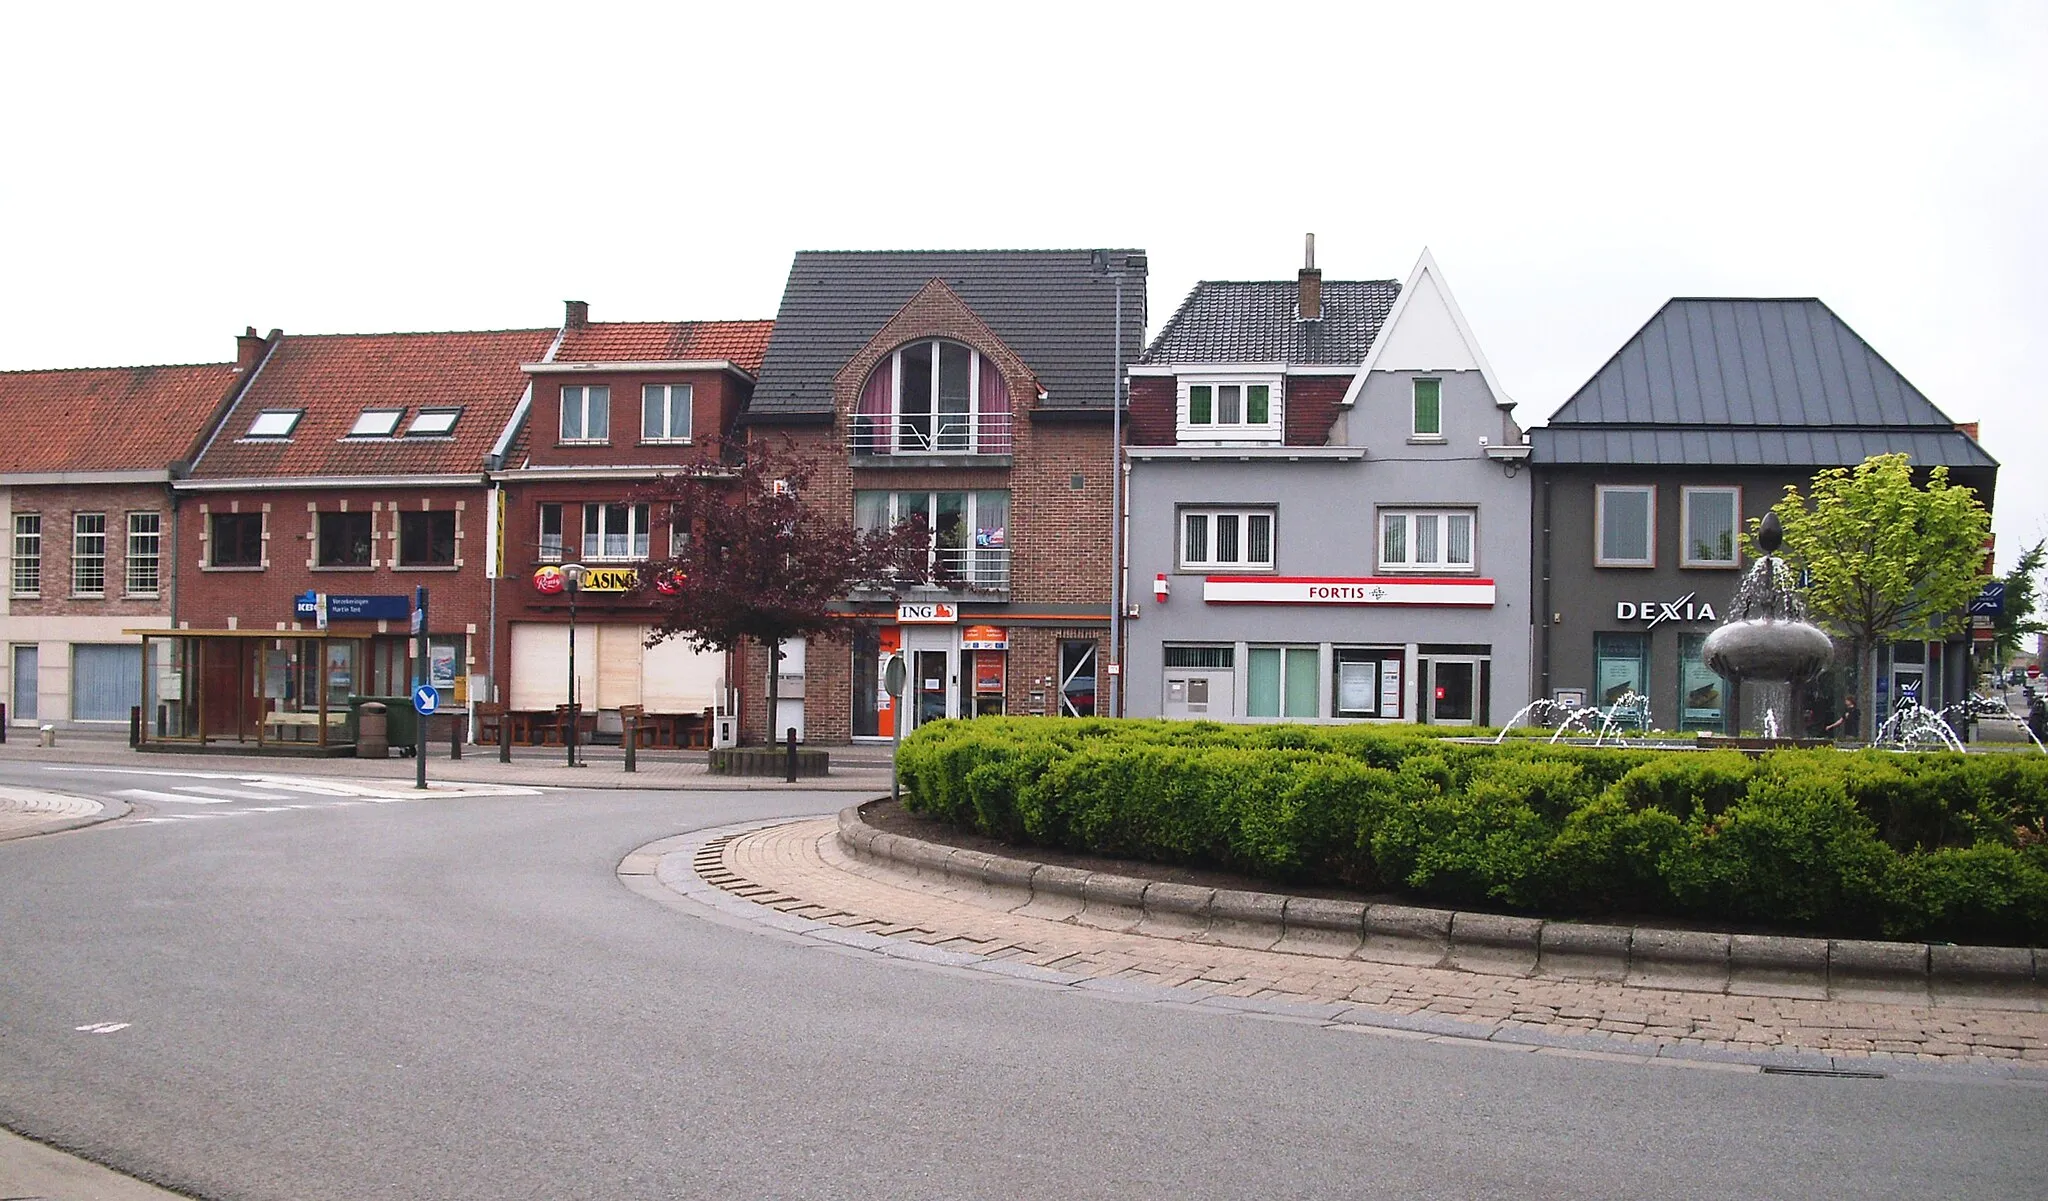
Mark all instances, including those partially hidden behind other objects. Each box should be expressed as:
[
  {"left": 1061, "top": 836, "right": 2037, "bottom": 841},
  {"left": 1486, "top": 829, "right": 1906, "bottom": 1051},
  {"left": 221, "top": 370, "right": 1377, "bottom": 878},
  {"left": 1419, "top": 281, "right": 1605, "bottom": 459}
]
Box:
[{"left": 1615, "top": 592, "right": 1718, "bottom": 628}]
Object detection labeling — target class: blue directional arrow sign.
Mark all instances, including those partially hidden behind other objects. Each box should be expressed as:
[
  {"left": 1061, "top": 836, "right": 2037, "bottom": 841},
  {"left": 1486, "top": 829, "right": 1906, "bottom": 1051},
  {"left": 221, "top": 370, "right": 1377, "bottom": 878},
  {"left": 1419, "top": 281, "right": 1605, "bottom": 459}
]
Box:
[
  {"left": 1970, "top": 581, "right": 2005, "bottom": 616},
  {"left": 412, "top": 684, "right": 441, "bottom": 716}
]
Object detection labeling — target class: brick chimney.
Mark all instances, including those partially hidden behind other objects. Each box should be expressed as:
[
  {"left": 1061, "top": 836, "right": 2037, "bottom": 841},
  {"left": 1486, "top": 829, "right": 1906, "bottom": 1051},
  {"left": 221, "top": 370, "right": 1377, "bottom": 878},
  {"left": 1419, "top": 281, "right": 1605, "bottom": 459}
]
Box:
[
  {"left": 1957, "top": 421, "right": 1980, "bottom": 442},
  {"left": 1297, "top": 233, "right": 1321, "bottom": 321},
  {"left": 236, "top": 326, "right": 265, "bottom": 372},
  {"left": 564, "top": 300, "right": 589, "bottom": 329}
]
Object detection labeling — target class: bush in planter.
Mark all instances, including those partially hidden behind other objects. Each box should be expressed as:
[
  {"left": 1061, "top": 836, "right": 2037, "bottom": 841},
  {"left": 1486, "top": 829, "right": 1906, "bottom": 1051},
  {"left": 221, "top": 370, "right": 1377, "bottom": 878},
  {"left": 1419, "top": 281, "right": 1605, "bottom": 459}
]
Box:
[
  {"left": 1884, "top": 844, "right": 2048, "bottom": 944},
  {"left": 1662, "top": 768, "right": 1894, "bottom": 934}
]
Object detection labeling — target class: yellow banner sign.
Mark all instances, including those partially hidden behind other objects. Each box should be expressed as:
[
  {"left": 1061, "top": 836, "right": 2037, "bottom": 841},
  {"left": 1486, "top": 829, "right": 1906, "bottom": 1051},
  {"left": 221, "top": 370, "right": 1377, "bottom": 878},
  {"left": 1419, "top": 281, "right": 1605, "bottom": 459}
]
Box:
[{"left": 579, "top": 566, "right": 640, "bottom": 593}]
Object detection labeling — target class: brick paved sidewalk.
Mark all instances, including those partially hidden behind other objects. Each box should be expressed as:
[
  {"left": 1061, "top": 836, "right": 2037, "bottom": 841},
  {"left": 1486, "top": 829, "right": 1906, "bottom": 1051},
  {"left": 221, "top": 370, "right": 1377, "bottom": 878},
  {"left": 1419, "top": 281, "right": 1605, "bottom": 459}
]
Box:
[
  {"left": 701, "top": 818, "right": 2048, "bottom": 1075},
  {"left": 0, "top": 785, "right": 108, "bottom": 840}
]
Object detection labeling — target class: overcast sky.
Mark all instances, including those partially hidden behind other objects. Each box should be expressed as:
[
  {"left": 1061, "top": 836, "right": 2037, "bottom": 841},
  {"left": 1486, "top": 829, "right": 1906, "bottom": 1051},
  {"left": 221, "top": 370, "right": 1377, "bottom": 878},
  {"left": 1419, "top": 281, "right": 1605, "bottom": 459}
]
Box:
[{"left": 4, "top": 2, "right": 2043, "bottom": 563}]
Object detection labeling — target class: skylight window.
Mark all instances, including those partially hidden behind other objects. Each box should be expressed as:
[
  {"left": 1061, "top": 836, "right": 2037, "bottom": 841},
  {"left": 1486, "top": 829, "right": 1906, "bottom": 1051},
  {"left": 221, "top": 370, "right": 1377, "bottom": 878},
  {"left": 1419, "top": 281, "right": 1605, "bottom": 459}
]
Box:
[
  {"left": 407, "top": 408, "right": 461, "bottom": 436},
  {"left": 348, "top": 409, "right": 404, "bottom": 437},
  {"left": 246, "top": 410, "right": 302, "bottom": 439}
]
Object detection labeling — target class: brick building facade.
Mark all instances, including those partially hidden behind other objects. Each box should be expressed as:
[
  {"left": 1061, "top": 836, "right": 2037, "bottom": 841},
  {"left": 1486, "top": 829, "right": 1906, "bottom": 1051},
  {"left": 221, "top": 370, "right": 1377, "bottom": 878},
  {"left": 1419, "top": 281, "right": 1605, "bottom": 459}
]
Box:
[
  {"left": 0, "top": 359, "right": 244, "bottom": 730},
  {"left": 738, "top": 250, "right": 1145, "bottom": 745}
]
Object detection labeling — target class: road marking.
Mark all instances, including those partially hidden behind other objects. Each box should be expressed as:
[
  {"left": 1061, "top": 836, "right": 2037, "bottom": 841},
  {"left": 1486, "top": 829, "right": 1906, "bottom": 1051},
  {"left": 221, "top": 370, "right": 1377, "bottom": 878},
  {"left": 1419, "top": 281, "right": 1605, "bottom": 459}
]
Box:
[
  {"left": 74, "top": 1021, "right": 130, "bottom": 1034},
  {"left": 113, "top": 788, "right": 235, "bottom": 806},
  {"left": 174, "top": 785, "right": 294, "bottom": 802}
]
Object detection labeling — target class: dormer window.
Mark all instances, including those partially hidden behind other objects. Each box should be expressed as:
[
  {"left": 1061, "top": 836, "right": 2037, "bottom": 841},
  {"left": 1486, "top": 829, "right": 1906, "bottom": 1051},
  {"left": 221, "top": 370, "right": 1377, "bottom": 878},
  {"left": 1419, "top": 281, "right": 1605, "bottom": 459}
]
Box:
[
  {"left": 1177, "top": 377, "right": 1282, "bottom": 443},
  {"left": 407, "top": 408, "right": 461, "bottom": 437},
  {"left": 246, "top": 409, "right": 302, "bottom": 439},
  {"left": 348, "top": 409, "right": 403, "bottom": 438}
]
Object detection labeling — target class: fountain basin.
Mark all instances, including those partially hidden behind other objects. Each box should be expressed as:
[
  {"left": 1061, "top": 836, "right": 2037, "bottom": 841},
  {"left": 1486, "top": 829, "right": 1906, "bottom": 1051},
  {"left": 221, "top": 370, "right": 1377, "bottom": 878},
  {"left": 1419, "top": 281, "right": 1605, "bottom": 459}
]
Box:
[{"left": 1701, "top": 617, "right": 1834, "bottom": 683}]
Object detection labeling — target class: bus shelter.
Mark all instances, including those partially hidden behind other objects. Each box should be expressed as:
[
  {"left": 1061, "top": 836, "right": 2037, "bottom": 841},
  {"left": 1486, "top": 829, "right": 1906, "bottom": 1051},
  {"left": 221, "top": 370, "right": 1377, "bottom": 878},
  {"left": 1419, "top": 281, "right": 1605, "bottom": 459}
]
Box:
[{"left": 126, "top": 629, "right": 370, "bottom": 752}]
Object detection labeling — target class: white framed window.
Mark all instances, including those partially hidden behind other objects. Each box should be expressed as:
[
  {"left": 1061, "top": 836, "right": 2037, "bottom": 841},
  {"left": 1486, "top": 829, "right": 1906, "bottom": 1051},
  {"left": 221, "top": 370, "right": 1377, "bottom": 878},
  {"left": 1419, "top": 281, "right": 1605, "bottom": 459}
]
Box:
[
  {"left": 1681, "top": 486, "right": 1741, "bottom": 568},
  {"left": 73, "top": 512, "right": 107, "bottom": 597},
  {"left": 126, "top": 512, "right": 161, "bottom": 595},
  {"left": 348, "top": 409, "right": 403, "bottom": 437},
  {"left": 1596, "top": 485, "right": 1656, "bottom": 567},
  {"left": 407, "top": 408, "right": 461, "bottom": 436},
  {"left": 642, "top": 384, "right": 693, "bottom": 443},
  {"left": 537, "top": 503, "right": 564, "bottom": 562},
  {"left": 561, "top": 385, "right": 611, "bottom": 443},
  {"left": 1412, "top": 379, "right": 1442, "bottom": 438},
  {"left": 1179, "top": 508, "right": 1275, "bottom": 571},
  {"left": 872, "top": 339, "right": 999, "bottom": 454},
  {"left": 246, "top": 409, "right": 302, "bottom": 439},
  {"left": 12, "top": 514, "right": 41, "bottom": 596},
  {"left": 1178, "top": 378, "right": 1282, "bottom": 442},
  {"left": 1247, "top": 646, "right": 1319, "bottom": 718},
  {"left": 1379, "top": 509, "right": 1475, "bottom": 572},
  {"left": 582, "top": 503, "right": 650, "bottom": 561}
]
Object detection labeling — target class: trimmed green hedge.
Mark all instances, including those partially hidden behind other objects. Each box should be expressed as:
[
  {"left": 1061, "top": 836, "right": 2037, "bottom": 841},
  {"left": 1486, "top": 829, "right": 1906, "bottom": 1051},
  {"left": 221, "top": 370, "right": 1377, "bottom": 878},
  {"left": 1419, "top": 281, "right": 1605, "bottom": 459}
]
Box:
[{"left": 896, "top": 718, "right": 2048, "bottom": 945}]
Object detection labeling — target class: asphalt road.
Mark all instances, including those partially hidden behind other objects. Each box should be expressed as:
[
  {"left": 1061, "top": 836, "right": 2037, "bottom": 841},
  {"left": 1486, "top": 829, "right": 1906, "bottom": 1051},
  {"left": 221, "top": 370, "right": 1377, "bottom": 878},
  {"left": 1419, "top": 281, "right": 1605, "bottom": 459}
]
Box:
[{"left": 1, "top": 760, "right": 2043, "bottom": 1200}]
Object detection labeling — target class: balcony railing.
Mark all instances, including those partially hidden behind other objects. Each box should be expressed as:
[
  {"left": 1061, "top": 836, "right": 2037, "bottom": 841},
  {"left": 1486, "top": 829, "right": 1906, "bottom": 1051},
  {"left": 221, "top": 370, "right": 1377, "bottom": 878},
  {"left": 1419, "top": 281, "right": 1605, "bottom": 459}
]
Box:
[
  {"left": 849, "top": 413, "right": 1013, "bottom": 458},
  {"left": 936, "top": 545, "right": 1010, "bottom": 592}
]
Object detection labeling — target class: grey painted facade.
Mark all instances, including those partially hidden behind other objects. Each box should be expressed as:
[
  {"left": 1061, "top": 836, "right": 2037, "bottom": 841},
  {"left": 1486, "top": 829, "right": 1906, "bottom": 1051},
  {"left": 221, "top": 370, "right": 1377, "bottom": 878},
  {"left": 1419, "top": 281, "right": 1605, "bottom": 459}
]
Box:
[{"left": 1125, "top": 365, "right": 1533, "bottom": 725}]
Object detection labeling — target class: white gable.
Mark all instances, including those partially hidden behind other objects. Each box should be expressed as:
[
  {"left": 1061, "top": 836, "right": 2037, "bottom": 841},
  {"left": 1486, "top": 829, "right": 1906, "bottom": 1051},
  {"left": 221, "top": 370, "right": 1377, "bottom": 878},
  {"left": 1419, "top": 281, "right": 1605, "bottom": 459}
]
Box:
[{"left": 1340, "top": 248, "right": 1515, "bottom": 409}]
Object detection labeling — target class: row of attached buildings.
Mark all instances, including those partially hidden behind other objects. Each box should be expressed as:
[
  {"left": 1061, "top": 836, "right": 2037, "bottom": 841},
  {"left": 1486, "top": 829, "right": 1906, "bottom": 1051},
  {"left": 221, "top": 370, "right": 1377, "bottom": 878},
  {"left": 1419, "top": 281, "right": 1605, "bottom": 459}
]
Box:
[{"left": 0, "top": 241, "right": 1996, "bottom": 748}]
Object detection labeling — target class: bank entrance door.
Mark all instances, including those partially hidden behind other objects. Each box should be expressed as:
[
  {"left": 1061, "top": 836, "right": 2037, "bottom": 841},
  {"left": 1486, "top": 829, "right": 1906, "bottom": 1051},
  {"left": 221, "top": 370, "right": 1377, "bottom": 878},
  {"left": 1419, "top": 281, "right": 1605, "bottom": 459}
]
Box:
[
  {"left": 1418, "top": 656, "right": 1488, "bottom": 726},
  {"left": 900, "top": 626, "right": 957, "bottom": 733}
]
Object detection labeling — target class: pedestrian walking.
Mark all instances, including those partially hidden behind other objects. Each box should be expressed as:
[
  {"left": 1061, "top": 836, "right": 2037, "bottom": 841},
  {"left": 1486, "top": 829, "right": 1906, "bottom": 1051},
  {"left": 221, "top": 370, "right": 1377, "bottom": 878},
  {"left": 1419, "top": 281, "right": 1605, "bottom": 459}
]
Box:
[{"left": 1825, "top": 694, "right": 1859, "bottom": 741}]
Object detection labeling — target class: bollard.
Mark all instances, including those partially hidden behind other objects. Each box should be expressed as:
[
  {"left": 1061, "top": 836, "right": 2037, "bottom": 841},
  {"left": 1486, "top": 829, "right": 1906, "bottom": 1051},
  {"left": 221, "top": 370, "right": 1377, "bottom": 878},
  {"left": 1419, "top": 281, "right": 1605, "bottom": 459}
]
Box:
[
  {"left": 1, "top": 702, "right": 8, "bottom": 743},
  {"left": 130, "top": 705, "right": 142, "bottom": 748},
  {"left": 784, "top": 726, "right": 798, "bottom": 783},
  {"left": 499, "top": 720, "right": 512, "bottom": 762},
  {"left": 39, "top": 724, "right": 56, "bottom": 748},
  {"left": 624, "top": 713, "right": 637, "bottom": 773},
  {"left": 450, "top": 714, "right": 462, "bottom": 761}
]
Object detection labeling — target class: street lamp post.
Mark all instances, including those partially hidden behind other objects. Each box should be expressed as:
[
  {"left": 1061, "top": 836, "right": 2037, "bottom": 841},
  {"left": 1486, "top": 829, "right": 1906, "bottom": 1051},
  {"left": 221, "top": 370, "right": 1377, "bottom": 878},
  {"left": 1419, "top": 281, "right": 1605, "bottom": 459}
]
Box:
[
  {"left": 563, "top": 562, "right": 585, "bottom": 767},
  {"left": 1101, "top": 251, "right": 1145, "bottom": 718}
]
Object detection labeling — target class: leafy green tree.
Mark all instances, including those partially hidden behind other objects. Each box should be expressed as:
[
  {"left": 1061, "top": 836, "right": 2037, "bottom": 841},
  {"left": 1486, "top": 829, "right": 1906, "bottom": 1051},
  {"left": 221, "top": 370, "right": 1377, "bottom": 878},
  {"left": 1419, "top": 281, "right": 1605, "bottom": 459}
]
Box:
[
  {"left": 641, "top": 438, "right": 943, "bottom": 744},
  {"left": 1990, "top": 539, "right": 2047, "bottom": 677},
  {"left": 1767, "top": 453, "right": 1992, "bottom": 725}
]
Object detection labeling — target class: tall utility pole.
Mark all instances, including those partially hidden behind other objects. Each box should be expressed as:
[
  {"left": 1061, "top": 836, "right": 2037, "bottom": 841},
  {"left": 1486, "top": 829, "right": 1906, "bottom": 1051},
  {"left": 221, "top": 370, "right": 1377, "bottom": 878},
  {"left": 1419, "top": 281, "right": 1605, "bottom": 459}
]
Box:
[{"left": 1102, "top": 251, "right": 1145, "bottom": 718}]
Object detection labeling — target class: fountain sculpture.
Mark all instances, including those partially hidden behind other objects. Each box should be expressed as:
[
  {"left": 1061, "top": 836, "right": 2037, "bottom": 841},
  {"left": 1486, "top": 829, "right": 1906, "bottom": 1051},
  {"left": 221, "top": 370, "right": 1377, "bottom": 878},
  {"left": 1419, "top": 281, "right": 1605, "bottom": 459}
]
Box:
[{"left": 1700, "top": 512, "right": 1835, "bottom": 739}]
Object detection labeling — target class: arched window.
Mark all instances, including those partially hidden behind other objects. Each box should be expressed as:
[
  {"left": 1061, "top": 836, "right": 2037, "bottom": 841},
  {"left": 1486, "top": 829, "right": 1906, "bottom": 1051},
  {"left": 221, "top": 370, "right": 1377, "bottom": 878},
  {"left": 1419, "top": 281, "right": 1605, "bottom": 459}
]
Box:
[{"left": 854, "top": 339, "right": 1011, "bottom": 456}]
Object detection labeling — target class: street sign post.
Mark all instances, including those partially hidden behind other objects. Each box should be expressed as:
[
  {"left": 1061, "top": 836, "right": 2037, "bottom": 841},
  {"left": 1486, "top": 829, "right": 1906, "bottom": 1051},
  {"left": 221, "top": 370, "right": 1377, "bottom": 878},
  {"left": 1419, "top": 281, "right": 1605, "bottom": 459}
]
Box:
[
  {"left": 413, "top": 585, "right": 429, "bottom": 790},
  {"left": 412, "top": 684, "right": 440, "bottom": 716},
  {"left": 884, "top": 654, "right": 906, "bottom": 805}
]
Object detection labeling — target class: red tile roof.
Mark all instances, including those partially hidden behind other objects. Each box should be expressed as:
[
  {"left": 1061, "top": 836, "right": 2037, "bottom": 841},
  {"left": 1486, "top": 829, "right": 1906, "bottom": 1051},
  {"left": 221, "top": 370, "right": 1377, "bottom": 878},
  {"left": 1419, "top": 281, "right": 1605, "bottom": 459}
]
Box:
[
  {"left": 189, "top": 329, "right": 554, "bottom": 480},
  {"left": 555, "top": 321, "right": 773, "bottom": 373},
  {"left": 0, "top": 363, "right": 238, "bottom": 474}
]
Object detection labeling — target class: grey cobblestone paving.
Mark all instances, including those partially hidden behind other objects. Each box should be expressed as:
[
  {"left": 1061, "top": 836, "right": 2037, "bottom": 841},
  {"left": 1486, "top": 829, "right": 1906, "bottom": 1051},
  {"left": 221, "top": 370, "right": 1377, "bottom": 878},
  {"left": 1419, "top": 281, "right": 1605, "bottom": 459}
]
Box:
[{"left": 675, "top": 818, "right": 2048, "bottom": 1081}]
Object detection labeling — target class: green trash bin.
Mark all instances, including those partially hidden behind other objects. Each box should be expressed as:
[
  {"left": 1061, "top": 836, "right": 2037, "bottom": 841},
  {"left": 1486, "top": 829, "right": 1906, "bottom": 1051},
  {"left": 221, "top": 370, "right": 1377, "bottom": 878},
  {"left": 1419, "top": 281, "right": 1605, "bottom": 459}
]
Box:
[{"left": 351, "top": 696, "right": 419, "bottom": 755}]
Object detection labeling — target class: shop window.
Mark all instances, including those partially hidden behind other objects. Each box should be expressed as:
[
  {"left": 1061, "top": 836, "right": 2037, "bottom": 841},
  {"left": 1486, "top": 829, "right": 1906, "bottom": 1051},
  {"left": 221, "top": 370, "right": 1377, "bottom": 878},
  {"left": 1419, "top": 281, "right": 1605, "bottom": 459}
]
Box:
[
  {"left": 210, "top": 512, "right": 264, "bottom": 568},
  {"left": 317, "top": 511, "right": 374, "bottom": 567},
  {"left": 399, "top": 511, "right": 457, "bottom": 567},
  {"left": 1059, "top": 640, "right": 1096, "bottom": 717},
  {"left": 1595, "top": 632, "right": 1650, "bottom": 708},
  {"left": 1681, "top": 487, "right": 1740, "bottom": 568},
  {"left": 1333, "top": 648, "right": 1403, "bottom": 719},
  {"left": 1677, "top": 633, "right": 1727, "bottom": 733},
  {"left": 1596, "top": 485, "right": 1655, "bottom": 567},
  {"left": 1248, "top": 646, "right": 1318, "bottom": 718}
]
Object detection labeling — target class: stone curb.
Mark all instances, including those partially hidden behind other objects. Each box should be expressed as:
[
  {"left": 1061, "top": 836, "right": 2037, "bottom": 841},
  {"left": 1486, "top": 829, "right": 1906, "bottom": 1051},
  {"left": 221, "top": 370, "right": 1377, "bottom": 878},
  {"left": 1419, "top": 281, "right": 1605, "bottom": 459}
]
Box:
[{"left": 836, "top": 804, "right": 2045, "bottom": 1010}]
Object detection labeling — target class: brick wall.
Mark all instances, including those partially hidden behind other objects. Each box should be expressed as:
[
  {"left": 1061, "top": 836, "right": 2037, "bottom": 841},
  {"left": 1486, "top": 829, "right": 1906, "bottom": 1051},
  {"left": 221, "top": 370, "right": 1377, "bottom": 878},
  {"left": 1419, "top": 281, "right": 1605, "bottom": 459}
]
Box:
[
  {"left": 1284, "top": 376, "right": 1348, "bottom": 446},
  {"left": 1127, "top": 376, "right": 1176, "bottom": 446},
  {"left": 735, "top": 279, "right": 1115, "bottom": 743},
  {"left": 175, "top": 487, "right": 494, "bottom": 667},
  {"left": 526, "top": 369, "right": 750, "bottom": 469},
  {"left": 5, "top": 481, "right": 177, "bottom": 620}
]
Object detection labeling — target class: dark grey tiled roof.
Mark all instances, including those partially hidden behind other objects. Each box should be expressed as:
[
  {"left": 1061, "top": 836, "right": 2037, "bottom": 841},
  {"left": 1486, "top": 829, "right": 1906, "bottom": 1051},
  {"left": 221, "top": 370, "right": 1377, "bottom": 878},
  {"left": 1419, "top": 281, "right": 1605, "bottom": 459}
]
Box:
[
  {"left": 1536, "top": 298, "right": 1994, "bottom": 470},
  {"left": 1550, "top": 298, "right": 1959, "bottom": 427},
  {"left": 1531, "top": 426, "right": 1997, "bottom": 469},
  {"left": 1141, "top": 280, "right": 1400, "bottom": 367},
  {"left": 746, "top": 250, "right": 1146, "bottom": 419}
]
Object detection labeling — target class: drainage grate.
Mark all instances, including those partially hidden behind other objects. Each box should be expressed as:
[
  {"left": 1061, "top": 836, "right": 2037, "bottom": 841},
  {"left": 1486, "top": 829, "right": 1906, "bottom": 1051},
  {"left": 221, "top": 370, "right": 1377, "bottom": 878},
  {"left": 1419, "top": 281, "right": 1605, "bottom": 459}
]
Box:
[{"left": 1760, "top": 1065, "right": 1886, "bottom": 1079}]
